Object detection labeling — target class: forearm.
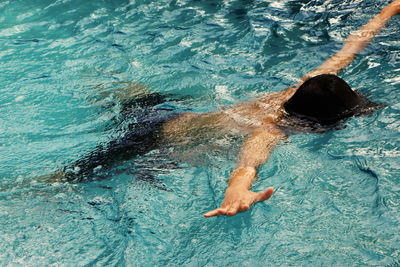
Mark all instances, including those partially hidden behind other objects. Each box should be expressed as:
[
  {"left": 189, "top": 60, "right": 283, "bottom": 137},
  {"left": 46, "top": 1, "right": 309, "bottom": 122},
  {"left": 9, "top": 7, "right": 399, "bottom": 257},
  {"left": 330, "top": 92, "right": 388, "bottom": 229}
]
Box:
[
  {"left": 204, "top": 126, "right": 282, "bottom": 217},
  {"left": 301, "top": 0, "right": 400, "bottom": 82},
  {"left": 228, "top": 166, "right": 257, "bottom": 189},
  {"left": 227, "top": 126, "right": 284, "bottom": 189}
]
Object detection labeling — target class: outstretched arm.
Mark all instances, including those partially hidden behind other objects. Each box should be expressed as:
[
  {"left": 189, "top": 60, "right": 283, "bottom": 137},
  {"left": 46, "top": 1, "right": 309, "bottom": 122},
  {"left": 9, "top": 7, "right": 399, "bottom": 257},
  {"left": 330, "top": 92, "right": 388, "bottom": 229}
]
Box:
[
  {"left": 204, "top": 125, "right": 286, "bottom": 217},
  {"left": 300, "top": 0, "right": 400, "bottom": 83}
]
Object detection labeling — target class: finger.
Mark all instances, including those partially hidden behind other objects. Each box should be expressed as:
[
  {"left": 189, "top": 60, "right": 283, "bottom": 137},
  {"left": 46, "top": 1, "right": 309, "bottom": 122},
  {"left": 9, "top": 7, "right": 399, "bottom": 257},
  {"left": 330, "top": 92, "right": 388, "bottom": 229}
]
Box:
[
  {"left": 254, "top": 187, "right": 274, "bottom": 203},
  {"left": 240, "top": 204, "right": 250, "bottom": 211},
  {"left": 226, "top": 203, "right": 240, "bottom": 216},
  {"left": 204, "top": 208, "right": 226, "bottom": 218},
  {"left": 226, "top": 209, "right": 237, "bottom": 216}
]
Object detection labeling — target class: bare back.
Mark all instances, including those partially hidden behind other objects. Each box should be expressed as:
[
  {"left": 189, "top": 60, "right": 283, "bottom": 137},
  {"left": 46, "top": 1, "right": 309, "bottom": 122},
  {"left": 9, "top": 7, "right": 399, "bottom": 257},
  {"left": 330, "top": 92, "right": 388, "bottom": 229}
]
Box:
[{"left": 162, "top": 87, "right": 296, "bottom": 141}]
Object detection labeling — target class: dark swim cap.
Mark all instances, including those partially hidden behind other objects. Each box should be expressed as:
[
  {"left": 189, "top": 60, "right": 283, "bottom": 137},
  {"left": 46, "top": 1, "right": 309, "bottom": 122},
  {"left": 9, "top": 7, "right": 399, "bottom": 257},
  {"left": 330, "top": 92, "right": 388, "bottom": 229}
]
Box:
[{"left": 283, "top": 74, "right": 380, "bottom": 125}]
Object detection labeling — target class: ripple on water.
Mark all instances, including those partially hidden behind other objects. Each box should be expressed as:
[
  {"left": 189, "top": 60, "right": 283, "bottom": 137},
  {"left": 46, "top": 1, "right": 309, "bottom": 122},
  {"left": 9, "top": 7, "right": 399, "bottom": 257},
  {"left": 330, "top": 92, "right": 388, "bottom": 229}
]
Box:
[{"left": 0, "top": 0, "right": 400, "bottom": 265}]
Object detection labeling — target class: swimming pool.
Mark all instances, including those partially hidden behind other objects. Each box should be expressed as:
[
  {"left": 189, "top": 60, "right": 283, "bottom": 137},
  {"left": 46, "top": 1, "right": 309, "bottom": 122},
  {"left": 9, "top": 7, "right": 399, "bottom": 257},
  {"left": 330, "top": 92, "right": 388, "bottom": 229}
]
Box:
[{"left": 1, "top": 0, "right": 399, "bottom": 265}]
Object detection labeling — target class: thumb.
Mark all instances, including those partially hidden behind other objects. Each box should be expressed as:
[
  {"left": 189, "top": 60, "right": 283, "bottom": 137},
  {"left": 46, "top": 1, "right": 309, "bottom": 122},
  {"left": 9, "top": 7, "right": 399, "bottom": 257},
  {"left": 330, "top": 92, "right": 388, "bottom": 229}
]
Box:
[{"left": 254, "top": 187, "right": 274, "bottom": 202}]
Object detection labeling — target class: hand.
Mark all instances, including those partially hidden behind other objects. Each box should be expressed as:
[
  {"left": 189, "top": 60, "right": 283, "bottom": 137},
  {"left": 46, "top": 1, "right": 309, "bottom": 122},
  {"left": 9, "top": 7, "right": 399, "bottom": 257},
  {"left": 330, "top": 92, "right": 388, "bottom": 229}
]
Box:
[{"left": 203, "top": 186, "right": 274, "bottom": 218}]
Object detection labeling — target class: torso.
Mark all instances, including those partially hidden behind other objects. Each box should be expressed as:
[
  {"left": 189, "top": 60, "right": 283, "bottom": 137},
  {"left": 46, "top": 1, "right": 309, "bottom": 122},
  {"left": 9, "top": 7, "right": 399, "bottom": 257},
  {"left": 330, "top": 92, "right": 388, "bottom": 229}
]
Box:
[{"left": 161, "top": 87, "right": 297, "bottom": 141}]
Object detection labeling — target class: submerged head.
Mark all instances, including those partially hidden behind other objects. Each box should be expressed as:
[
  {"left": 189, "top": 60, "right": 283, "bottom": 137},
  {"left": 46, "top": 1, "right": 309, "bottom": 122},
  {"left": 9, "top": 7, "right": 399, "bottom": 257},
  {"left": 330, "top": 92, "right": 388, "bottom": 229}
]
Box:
[{"left": 283, "top": 74, "right": 381, "bottom": 126}]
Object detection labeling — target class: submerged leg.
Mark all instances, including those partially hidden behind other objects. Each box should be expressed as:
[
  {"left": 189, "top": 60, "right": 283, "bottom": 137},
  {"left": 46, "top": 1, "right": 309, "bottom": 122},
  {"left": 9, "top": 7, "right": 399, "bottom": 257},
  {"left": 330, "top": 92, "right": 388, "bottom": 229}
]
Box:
[
  {"left": 63, "top": 93, "right": 180, "bottom": 182},
  {"left": 90, "top": 81, "right": 152, "bottom": 109}
]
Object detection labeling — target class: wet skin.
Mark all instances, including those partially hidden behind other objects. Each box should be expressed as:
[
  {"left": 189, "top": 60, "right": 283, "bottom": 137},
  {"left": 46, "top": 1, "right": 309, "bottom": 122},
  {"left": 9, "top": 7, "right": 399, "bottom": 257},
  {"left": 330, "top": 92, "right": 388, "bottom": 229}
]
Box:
[{"left": 163, "top": 0, "right": 400, "bottom": 218}]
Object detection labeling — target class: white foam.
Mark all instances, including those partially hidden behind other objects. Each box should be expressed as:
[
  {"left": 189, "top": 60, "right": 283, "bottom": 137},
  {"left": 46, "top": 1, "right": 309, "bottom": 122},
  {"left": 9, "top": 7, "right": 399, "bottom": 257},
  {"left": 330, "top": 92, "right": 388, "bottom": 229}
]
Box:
[{"left": 15, "top": 95, "right": 25, "bottom": 102}]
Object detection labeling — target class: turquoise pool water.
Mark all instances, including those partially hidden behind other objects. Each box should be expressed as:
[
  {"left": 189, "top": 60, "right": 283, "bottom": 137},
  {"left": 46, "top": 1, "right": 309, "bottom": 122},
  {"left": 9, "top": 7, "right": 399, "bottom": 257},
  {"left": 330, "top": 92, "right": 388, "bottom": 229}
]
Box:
[{"left": 1, "top": 0, "right": 399, "bottom": 265}]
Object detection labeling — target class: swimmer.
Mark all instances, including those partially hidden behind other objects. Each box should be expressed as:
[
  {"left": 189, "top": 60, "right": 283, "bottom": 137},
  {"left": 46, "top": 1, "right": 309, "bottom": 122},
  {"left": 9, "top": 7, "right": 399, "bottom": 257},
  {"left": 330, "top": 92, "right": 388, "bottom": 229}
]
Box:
[
  {"left": 199, "top": 0, "right": 400, "bottom": 217},
  {"left": 60, "top": 0, "right": 399, "bottom": 217}
]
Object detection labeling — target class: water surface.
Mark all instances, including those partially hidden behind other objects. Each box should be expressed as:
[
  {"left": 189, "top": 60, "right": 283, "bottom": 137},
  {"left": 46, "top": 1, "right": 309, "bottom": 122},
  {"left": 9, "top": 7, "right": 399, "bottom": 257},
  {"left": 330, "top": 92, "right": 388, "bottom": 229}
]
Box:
[{"left": 1, "top": 0, "right": 399, "bottom": 265}]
